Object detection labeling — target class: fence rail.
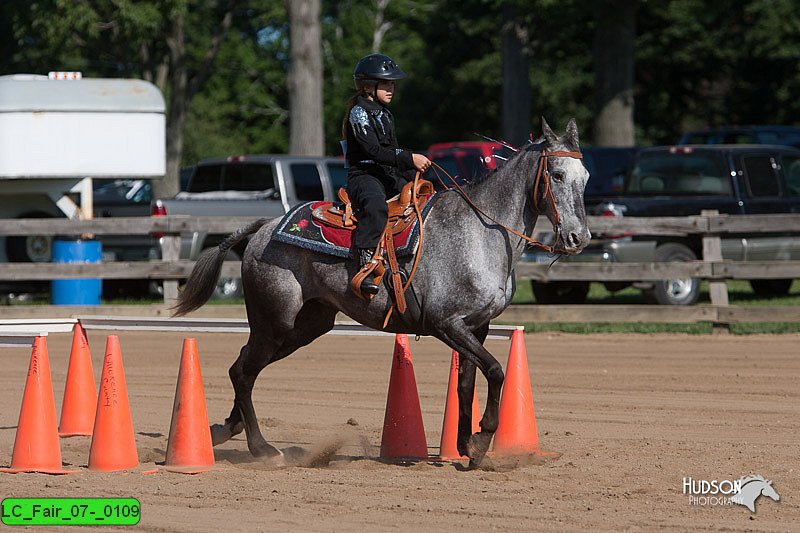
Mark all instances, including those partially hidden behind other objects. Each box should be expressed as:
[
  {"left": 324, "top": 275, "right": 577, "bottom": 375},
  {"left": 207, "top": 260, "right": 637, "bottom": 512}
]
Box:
[{"left": 0, "top": 213, "right": 798, "bottom": 327}]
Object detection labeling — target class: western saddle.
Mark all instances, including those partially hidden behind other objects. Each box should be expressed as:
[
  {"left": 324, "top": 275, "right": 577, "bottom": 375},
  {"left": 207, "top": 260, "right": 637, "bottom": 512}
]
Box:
[{"left": 312, "top": 175, "right": 435, "bottom": 318}]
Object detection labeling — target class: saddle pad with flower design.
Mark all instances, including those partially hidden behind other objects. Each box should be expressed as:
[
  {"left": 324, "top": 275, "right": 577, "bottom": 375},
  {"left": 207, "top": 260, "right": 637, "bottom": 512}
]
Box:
[{"left": 271, "top": 199, "right": 436, "bottom": 258}]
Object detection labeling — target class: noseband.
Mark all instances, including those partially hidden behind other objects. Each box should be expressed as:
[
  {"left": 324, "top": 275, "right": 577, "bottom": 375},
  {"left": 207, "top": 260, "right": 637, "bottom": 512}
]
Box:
[{"left": 432, "top": 148, "right": 582, "bottom": 253}]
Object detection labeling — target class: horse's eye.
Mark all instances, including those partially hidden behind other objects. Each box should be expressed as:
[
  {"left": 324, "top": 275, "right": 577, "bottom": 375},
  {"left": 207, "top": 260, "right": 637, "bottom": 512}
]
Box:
[{"left": 551, "top": 170, "right": 565, "bottom": 182}]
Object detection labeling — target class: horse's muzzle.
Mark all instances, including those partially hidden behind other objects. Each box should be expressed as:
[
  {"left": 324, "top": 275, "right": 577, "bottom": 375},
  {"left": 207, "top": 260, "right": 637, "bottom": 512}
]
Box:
[{"left": 556, "top": 227, "right": 591, "bottom": 255}]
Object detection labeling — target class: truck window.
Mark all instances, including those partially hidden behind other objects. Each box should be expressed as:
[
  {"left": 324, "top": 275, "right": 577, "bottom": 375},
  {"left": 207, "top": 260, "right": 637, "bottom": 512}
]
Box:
[
  {"left": 190, "top": 165, "right": 224, "bottom": 192},
  {"left": 460, "top": 149, "right": 484, "bottom": 180},
  {"left": 627, "top": 153, "right": 730, "bottom": 195},
  {"left": 743, "top": 156, "right": 780, "bottom": 196},
  {"left": 783, "top": 156, "right": 800, "bottom": 196},
  {"left": 223, "top": 163, "right": 274, "bottom": 191},
  {"left": 291, "top": 163, "right": 324, "bottom": 200},
  {"left": 326, "top": 161, "right": 348, "bottom": 191}
]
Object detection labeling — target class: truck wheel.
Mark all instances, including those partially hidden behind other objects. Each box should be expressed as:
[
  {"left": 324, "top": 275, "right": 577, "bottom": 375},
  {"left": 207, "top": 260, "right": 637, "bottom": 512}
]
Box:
[
  {"left": 7, "top": 213, "right": 54, "bottom": 262},
  {"left": 211, "top": 248, "right": 243, "bottom": 300},
  {"left": 647, "top": 243, "right": 700, "bottom": 306},
  {"left": 531, "top": 281, "right": 590, "bottom": 304},
  {"left": 749, "top": 279, "right": 793, "bottom": 297}
]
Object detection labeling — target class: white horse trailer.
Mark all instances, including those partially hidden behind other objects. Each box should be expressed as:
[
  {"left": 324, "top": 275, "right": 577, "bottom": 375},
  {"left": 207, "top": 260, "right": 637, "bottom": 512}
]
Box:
[{"left": 0, "top": 74, "right": 165, "bottom": 270}]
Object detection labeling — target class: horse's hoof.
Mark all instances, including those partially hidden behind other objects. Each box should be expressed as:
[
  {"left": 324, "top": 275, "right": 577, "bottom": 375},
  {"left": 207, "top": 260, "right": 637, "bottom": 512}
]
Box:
[
  {"left": 210, "top": 424, "right": 232, "bottom": 446},
  {"left": 249, "top": 440, "right": 283, "bottom": 459},
  {"left": 467, "top": 432, "right": 493, "bottom": 467}
]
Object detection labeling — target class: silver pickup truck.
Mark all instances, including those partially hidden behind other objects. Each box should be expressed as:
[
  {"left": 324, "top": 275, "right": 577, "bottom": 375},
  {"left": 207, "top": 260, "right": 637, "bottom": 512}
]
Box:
[{"left": 152, "top": 154, "right": 347, "bottom": 298}]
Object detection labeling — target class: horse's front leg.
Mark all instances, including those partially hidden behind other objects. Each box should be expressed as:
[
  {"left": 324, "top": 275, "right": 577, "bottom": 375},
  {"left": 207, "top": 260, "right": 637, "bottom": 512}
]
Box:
[
  {"left": 436, "top": 320, "right": 503, "bottom": 468},
  {"left": 455, "top": 354, "right": 477, "bottom": 458}
]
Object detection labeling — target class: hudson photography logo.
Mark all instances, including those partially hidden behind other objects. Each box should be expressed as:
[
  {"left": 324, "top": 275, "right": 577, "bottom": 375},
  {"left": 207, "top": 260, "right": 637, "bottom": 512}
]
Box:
[{"left": 683, "top": 475, "right": 780, "bottom": 512}]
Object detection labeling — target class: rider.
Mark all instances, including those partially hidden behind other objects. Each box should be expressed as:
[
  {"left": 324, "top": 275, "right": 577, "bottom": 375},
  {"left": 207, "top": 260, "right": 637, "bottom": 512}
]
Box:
[{"left": 342, "top": 53, "right": 432, "bottom": 297}]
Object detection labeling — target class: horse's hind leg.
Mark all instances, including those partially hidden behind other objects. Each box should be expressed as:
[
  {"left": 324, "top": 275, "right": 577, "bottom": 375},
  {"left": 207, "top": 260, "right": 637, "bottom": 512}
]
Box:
[
  {"left": 434, "top": 320, "right": 502, "bottom": 468},
  {"left": 218, "top": 302, "right": 338, "bottom": 458}
]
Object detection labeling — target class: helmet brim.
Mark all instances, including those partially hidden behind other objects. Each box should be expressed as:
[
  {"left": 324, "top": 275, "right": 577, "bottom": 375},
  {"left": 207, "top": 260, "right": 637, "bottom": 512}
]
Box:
[{"left": 354, "top": 69, "right": 407, "bottom": 82}]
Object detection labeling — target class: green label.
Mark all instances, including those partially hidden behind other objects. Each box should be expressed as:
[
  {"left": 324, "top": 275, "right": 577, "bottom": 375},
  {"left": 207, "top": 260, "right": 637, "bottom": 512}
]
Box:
[{"left": 1, "top": 498, "right": 140, "bottom": 526}]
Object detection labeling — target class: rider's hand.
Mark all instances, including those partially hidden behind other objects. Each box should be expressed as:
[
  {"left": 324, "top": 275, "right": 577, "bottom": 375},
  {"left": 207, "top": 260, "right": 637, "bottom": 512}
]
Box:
[{"left": 412, "top": 153, "right": 432, "bottom": 172}]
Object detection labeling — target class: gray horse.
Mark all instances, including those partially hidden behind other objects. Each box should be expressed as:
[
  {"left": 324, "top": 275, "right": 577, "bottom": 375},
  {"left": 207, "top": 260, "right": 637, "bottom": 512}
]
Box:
[{"left": 174, "top": 118, "right": 591, "bottom": 468}]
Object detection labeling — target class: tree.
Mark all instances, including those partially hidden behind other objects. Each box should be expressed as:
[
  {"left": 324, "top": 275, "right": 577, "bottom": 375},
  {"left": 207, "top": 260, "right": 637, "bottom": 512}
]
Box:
[
  {"left": 501, "top": 3, "right": 532, "bottom": 146},
  {"left": 593, "top": 0, "right": 636, "bottom": 146},
  {"left": 288, "top": 0, "right": 324, "bottom": 155}
]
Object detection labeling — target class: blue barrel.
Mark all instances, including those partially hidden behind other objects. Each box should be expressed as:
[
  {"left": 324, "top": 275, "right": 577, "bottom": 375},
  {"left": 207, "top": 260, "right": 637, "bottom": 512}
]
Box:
[{"left": 51, "top": 239, "right": 102, "bottom": 305}]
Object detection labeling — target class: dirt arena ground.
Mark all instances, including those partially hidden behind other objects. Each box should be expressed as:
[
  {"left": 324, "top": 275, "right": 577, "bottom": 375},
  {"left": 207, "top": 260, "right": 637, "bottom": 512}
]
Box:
[{"left": 1, "top": 330, "right": 798, "bottom": 531}]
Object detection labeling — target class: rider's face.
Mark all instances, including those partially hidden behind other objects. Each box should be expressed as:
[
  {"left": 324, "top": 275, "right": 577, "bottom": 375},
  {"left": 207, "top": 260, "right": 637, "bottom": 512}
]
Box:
[{"left": 374, "top": 80, "right": 395, "bottom": 105}]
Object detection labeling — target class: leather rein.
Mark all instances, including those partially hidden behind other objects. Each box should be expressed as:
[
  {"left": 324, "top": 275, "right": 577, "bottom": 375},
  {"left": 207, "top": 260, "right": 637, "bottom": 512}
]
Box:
[{"left": 431, "top": 149, "right": 583, "bottom": 253}]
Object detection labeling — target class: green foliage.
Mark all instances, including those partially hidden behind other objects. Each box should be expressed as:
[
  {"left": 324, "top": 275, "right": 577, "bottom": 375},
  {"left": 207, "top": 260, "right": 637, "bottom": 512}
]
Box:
[{"left": 2, "top": 0, "right": 800, "bottom": 161}]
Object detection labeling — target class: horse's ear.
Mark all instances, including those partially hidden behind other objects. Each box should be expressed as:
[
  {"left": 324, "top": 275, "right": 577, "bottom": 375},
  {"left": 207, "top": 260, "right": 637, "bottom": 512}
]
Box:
[
  {"left": 565, "top": 118, "right": 579, "bottom": 148},
  {"left": 541, "top": 117, "right": 558, "bottom": 145}
]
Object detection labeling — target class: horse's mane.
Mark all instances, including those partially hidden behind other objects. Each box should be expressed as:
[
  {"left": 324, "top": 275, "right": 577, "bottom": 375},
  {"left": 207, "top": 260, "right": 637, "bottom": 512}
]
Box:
[
  {"left": 740, "top": 475, "right": 769, "bottom": 486},
  {"left": 455, "top": 138, "right": 547, "bottom": 190}
]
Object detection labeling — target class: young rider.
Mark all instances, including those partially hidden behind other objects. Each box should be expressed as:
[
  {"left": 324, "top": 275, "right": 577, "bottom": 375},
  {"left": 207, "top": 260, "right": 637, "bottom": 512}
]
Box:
[{"left": 342, "top": 53, "right": 432, "bottom": 297}]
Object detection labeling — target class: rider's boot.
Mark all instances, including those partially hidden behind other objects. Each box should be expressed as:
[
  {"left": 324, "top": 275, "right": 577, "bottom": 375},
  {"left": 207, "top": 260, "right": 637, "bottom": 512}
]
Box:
[{"left": 356, "top": 248, "right": 380, "bottom": 296}]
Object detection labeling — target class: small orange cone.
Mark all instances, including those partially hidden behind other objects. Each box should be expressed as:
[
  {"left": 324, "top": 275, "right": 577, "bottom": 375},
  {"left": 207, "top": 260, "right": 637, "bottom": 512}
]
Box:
[
  {"left": 491, "top": 330, "right": 541, "bottom": 456},
  {"left": 88, "top": 336, "right": 138, "bottom": 471},
  {"left": 59, "top": 323, "right": 97, "bottom": 437},
  {"left": 1, "top": 337, "right": 77, "bottom": 474},
  {"left": 164, "top": 338, "right": 215, "bottom": 473},
  {"left": 438, "top": 350, "right": 481, "bottom": 460},
  {"left": 379, "top": 334, "right": 428, "bottom": 460}
]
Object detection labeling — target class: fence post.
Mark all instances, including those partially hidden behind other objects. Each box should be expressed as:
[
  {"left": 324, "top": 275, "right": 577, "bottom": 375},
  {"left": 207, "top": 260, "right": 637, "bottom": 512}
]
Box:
[
  {"left": 161, "top": 235, "right": 180, "bottom": 305},
  {"left": 701, "top": 210, "right": 729, "bottom": 333}
]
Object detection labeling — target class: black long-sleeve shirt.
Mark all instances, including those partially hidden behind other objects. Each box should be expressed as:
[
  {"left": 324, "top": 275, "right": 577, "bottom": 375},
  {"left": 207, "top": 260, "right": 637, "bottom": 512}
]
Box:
[{"left": 345, "top": 95, "right": 415, "bottom": 192}]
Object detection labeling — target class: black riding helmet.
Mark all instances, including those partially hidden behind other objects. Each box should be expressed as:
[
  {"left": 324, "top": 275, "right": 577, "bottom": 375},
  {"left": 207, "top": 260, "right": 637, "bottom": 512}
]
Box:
[{"left": 353, "top": 53, "right": 406, "bottom": 84}]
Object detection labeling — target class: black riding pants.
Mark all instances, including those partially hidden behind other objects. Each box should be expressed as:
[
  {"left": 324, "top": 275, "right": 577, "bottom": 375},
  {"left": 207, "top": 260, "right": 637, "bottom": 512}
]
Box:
[{"left": 348, "top": 172, "right": 399, "bottom": 250}]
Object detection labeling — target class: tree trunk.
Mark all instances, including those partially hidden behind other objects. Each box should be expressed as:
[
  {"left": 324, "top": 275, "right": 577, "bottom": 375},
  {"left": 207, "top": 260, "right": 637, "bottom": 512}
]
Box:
[
  {"left": 593, "top": 0, "right": 636, "bottom": 146},
  {"left": 288, "top": 0, "right": 324, "bottom": 156},
  {"left": 501, "top": 4, "right": 531, "bottom": 147},
  {"left": 151, "top": 3, "right": 237, "bottom": 200},
  {"left": 153, "top": 11, "right": 188, "bottom": 201}
]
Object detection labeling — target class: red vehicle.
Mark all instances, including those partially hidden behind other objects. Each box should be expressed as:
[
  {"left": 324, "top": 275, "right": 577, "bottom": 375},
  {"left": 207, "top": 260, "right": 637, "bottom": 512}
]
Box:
[{"left": 426, "top": 141, "right": 514, "bottom": 186}]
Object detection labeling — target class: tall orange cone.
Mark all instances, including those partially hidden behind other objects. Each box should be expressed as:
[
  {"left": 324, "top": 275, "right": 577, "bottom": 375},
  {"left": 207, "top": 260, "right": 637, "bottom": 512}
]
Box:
[
  {"left": 379, "top": 334, "right": 428, "bottom": 459},
  {"left": 88, "top": 335, "right": 138, "bottom": 471},
  {"left": 164, "top": 338, "right": 215, "bottom": 473},
  {"left": 491, "top": 330, "right": 540, "bottom": 456},
  {"left": 438, "top": 350, "right": 481, "bottom": 460},
  {"left": 59, "top": 323, "right": 97, "bottom": 437},
  {"left": 1, "top": 337, "right": 77, "bottom": 474}
]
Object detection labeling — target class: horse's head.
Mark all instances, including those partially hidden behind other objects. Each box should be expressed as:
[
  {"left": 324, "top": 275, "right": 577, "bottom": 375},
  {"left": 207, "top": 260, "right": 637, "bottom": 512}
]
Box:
[
  {"left": 533, "top": 118, "right": 591, "bottom": 255},
  {"left": 760, "top": 479, "right": 780, "bottom": 502}
]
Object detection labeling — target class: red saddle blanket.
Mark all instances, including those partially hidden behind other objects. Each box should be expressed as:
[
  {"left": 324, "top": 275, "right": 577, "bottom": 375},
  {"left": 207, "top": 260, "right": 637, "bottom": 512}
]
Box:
[{"left": 271, "top": 200, "right": 436, "bottom": 258}]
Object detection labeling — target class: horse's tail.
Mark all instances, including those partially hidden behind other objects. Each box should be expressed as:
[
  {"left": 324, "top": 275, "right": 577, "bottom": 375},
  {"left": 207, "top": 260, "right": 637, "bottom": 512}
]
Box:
[{"left": 172, "top": 218, "right": 269, "bottom": 317}]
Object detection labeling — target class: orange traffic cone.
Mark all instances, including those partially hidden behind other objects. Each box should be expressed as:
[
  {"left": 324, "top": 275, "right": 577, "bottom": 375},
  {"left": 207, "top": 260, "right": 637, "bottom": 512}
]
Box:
[
  {"left": 491, "top": 330, "right": 540, "bottom": 456},
  {"left": 88, "top": 336, "right": 138, "bottom": 471},
  {"left": 438, "top": 350, "right": 481, "bottom": 460},
  {"left": 379, "top": 334, "right": 428, "bottom": 460},
  {"left": 1, "top": 337, "right": 77, "bottom": 474},
  {"left": 59, "top": 323, "right": 97, "bottom": 437},
  {"left": 164, "top": 338, "right": 215, "bottom": 473}
]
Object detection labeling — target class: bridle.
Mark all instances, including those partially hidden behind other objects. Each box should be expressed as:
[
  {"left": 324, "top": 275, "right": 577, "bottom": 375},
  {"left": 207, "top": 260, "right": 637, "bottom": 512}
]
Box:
[
  {"left": 432, "top": 148, "right": 583, "bottom": 253},
  {"left": 381, "top": 147, "right": 582, "bottom": 327}
]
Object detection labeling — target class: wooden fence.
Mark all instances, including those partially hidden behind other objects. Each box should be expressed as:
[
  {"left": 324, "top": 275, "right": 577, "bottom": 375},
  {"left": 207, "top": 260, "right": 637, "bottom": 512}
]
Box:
[{"left": 0, "top": 213, "right": 799, "bottom": 328}]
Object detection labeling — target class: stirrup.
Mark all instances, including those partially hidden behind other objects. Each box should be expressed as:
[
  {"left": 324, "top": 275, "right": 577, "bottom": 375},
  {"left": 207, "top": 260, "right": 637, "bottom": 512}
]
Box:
[{"left": 351, "top": 248, "right": 380, "bottom": 298}]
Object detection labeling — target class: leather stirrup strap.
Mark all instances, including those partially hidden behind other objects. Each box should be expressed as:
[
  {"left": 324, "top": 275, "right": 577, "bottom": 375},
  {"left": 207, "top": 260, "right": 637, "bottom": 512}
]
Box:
[
  {"left": 384, "top": 230, "right": 406, "bottom": 314},
  {"left": 383, "top": 171, "right": 426, "bottom": 328}
]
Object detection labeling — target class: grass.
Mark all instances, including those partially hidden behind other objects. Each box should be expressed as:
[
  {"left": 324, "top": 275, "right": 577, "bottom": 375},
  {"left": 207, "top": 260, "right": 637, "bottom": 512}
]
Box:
[{"left": 507, "top": 279, "right": 800, "bottom": 334}]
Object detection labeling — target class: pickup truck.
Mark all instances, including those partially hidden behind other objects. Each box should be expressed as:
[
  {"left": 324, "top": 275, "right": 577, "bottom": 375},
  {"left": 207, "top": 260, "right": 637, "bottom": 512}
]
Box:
[
  {"left": 527, "top": 144, "right": 800, "bottom": 305},
  {"left": 151, "top": 154, "right": 347, "bottom": 299}
]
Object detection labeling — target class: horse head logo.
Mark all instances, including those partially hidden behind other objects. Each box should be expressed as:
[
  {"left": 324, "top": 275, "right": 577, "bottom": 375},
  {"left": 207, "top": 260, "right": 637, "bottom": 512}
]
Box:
[{"left": 730, "top": 475, "right": 780, "bottom": 513}]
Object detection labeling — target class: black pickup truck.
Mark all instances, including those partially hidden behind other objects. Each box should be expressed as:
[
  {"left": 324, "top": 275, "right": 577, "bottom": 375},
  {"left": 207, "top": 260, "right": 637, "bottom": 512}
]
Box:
[{"left": 528, "top": 144, "right": 800, "bottom": 305}]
